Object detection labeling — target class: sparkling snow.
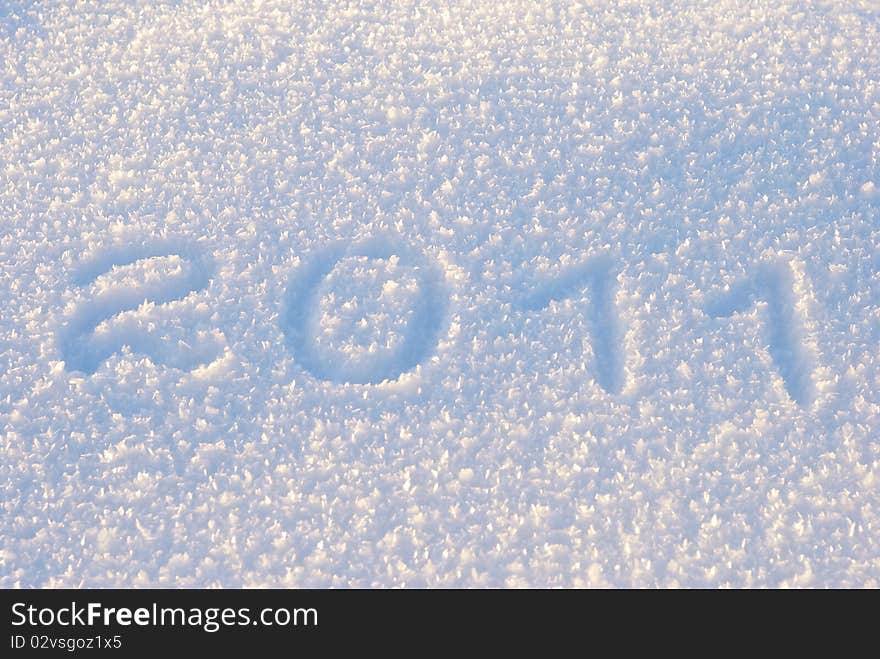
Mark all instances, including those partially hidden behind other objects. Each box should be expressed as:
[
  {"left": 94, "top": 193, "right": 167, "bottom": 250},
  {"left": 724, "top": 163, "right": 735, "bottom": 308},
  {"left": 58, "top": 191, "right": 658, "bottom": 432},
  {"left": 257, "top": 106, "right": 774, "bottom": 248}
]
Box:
[{"left": 1, "top": 0, "right": 879, "bottom": 586}]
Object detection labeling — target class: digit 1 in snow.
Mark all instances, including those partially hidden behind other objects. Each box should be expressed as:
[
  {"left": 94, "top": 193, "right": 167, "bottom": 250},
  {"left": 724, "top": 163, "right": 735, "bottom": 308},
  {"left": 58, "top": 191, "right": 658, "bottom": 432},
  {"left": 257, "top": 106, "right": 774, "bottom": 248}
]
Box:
[
  {"left": 521, "top": 255, "right": 624, "bottom": 394},
  {"left": 705, "top": 260, "right": 816, "bottom": 406}
]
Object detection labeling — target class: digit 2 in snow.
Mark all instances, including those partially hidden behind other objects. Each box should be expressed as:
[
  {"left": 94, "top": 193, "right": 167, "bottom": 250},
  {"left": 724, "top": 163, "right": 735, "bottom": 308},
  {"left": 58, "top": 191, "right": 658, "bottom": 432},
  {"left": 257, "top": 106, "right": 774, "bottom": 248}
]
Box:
[{"left": 58, "top": 243, "right": 215, "bottom": 375}]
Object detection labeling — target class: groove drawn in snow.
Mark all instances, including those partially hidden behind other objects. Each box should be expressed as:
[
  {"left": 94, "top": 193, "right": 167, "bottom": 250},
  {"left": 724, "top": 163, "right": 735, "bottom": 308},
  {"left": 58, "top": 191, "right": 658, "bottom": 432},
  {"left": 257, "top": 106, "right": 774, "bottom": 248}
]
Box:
[
  {"left": 70, "top": 241, "right": 205, "bottom": 287},
  {"left": 520, "top": 254, "right": 624, "bottom": 394},
  {"left": 705, "top": 260, "right": 815, "bottom": 406},
  {"left": 282, "top": 236, "right": 446, "bottom": 384},
  {"left": 59, "top": 243, "right": 217, "bottom": 374}
]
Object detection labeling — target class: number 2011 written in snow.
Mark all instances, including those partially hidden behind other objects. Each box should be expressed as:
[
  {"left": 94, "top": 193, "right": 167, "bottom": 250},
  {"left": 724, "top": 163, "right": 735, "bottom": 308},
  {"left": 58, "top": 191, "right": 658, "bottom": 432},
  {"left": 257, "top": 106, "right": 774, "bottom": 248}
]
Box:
[{"left": 57, "top": 237, "right": 819, "bottom": 406}]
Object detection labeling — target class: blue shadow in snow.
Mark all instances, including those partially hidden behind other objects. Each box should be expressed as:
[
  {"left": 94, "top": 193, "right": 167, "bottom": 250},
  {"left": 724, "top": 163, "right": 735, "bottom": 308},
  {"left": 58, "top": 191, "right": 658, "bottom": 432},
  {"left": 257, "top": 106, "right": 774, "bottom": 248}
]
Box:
[
  {"left": 705, "top": 260, "right": 814, "bottom": 406},
  {"left": 519, "top": 254, "right": 624, "bottom": 395},
  {"left": 281, "top": 235, "right": 447, "bottom": 385},
  {"left": 59, "top": 242, "right": 216, "bottom": 374}
]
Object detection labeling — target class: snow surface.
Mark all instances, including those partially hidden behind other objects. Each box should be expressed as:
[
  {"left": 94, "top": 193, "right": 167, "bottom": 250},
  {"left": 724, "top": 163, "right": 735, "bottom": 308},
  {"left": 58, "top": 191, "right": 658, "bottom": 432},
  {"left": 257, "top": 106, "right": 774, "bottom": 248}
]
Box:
[{"left": 1, "top": 0, "right": 879, "bottom": 587}]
